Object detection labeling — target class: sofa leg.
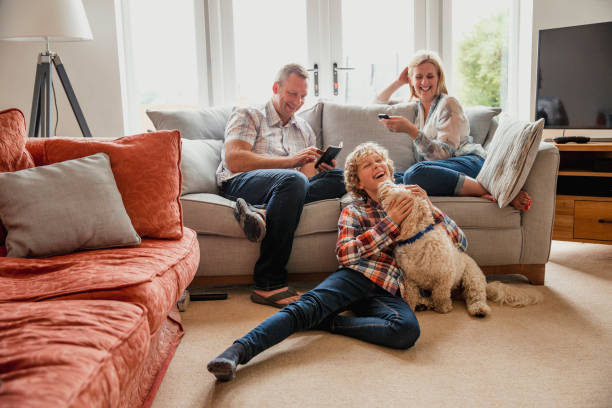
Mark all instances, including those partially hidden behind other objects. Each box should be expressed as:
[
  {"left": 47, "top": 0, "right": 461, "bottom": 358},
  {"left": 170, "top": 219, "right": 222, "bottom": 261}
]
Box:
[
  {"left": 522, "top": 265, "right": 545, "bottom": 285},
  {"left": 177, "top": 290, "right": 190, "bottom": 312}
]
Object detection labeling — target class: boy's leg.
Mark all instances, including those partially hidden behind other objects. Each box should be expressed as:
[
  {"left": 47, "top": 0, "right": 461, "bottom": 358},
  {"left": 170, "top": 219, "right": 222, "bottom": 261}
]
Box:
[
  {"left": 207, "top": 268, "right": 375, "bottom": 380},
  {"left": 330, "top": 288, "right": 420, "bottom": 349}
]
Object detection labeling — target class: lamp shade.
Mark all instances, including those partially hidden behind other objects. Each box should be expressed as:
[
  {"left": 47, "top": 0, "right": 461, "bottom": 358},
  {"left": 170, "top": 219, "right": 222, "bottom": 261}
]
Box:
[{"left": 0, "top": 0, "right": 93, "bottom": 42}]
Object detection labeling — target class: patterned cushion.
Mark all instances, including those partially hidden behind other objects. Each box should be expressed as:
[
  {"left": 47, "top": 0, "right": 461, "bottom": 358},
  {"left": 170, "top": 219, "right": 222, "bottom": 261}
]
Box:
[
  {"left": 41, "top": 131, "right": 183, "bottom": 239},
  {"left": 0, "top": 108, "right": 35, "bottom": 247},
  {"left": 477, "top": 115, "right": 544, "bottom": 207}
]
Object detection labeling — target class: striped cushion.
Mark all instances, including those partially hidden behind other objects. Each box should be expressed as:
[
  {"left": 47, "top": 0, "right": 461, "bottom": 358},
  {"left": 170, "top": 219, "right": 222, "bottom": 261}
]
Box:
[{"left": 477, "top": 115, "right": 544, "bottom": 208}]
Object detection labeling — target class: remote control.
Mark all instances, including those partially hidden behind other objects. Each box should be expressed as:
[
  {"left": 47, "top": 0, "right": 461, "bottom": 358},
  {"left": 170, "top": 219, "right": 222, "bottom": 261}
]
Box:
[
  {"left": 553, "top": 136, "right": 590, "bottom": 144},
  {"left": 377, "top": 113, "right": 390, "bottom": 119}
]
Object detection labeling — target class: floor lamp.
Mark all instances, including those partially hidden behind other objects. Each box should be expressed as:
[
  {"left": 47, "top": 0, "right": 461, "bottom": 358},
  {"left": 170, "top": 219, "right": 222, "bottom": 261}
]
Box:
[{"left": 0, "top": 0, "right": 93, "bottom": 138}]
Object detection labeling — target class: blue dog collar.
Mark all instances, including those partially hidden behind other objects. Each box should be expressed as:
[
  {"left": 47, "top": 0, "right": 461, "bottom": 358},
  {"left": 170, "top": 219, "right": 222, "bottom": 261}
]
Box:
[{"left": 396, "top": 223, "right": 435, "bottom": 246}]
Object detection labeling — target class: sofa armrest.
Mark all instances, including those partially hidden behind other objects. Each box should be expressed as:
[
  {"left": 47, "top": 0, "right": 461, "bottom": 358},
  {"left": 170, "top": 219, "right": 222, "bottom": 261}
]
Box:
[{"left": 520, "top": 142, "right": 560, "bottom": 264}]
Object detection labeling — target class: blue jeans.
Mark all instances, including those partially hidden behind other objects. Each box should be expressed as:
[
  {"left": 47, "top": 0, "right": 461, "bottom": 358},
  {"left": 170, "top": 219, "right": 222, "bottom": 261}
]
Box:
[
  {"left": 221, "top": 168, "right": 346, "bottom": 290},
  {"left": 396, "top": 155, "right": 485, "bottom": 196},
  {"left": 235, "top": 268, "right": 420, "bottom": 363}
]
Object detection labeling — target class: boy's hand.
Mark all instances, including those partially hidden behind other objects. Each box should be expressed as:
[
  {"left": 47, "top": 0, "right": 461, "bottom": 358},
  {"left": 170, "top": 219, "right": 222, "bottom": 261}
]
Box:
[
  {"left": 404, "top": 184, "right": 434, "bottom": 210},
  {"left": 387, "top": 195, "right": 414, "bottom": 225}
]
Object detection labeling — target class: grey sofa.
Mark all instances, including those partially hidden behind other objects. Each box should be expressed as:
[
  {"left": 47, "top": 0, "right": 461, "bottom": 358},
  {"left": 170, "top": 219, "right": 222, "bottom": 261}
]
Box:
[{"left": 148, "top": 101, "right": 560, "bottom": 286}]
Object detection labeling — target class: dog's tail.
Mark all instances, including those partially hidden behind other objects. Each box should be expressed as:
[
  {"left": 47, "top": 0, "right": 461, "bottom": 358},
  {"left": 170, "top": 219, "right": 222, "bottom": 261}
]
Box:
[{"left": 486, "top": 281, "right": 543, "bottom": 307}]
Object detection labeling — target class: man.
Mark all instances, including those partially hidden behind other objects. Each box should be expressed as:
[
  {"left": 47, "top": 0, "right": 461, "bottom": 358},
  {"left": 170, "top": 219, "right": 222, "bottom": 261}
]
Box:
[{"left": 216, "top": 63, "right": 346, "bottom": 308}]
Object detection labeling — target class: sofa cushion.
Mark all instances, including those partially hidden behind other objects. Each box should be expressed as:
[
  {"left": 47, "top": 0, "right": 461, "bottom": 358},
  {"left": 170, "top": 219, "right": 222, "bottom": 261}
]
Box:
[
  {"left": 38, "top": 131, "right": 183, "bottom": 239},
  {"left": 0, "top": 300, "right": 150, "bottom": 408},
  {"left": 181, "top": 138, "right": 223, "bottom": 195},
  {"left": 0, "top": 108, "right": 35, "bottom": 246},
  {"left": 147, "top": 106, "right": 234, "bottom": 140},
  {"left": 297, "top": 102, "right": 324, "bottom": 148},
  {"left": 464, "top": 106, "right": 502, "bottom": 146},
  {"left": 321, "top": 102, "right": 418, "bottom": 172},
  {"left": 181, "top": 194, "right": 341, "bottom": 238},
  {"left": 0, "top": 153, "right": 141, "bottom": 258},
  {"left": 431, "top": 196, "right": 520, "bottom": 229},
  {"left": 476, "top": 115, "right": 544, "bottom": 207}
]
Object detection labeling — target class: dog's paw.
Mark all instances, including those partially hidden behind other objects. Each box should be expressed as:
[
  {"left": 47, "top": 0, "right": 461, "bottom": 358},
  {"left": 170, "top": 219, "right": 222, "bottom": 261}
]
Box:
[
  {"left": 415, "top": 304, "right": 428, "bottom": 312},
  {"left": 434, "top": 299, "right": 453, "bottom": 314},
  {"left": 467, "top": 302, "right": 491, "bottom": 318}
]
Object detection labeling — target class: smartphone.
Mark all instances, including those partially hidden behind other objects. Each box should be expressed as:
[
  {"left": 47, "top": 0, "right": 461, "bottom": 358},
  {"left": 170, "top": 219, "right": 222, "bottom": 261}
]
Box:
[
  {"left": 377, "top": 113, "right": 390, "bottom": 119},
  {"left": 315, "top": 141, "right": 343, "bottom": 168}
]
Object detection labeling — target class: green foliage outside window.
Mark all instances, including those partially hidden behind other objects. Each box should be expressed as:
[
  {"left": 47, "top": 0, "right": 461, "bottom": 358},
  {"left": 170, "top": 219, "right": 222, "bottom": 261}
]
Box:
[{"left": 457, "top": 11, "right": 508, "bottom": 107}]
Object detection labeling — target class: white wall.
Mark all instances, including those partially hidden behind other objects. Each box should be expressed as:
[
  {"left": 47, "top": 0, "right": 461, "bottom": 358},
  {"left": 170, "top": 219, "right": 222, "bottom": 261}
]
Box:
[
  {"left": 529, "top": 0, "right": 612, "bottom": 124},
  {"left": 0, "top": 0, "right": 125, "bottom": 138}
]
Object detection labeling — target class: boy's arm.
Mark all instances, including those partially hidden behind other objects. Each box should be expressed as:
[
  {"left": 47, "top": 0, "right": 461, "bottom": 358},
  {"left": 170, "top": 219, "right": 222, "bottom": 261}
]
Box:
[
  {"left": 432, "top": 206, "right": 468, "bottom": 251},
  {"left": 336, "top": 205, "right": 401, "bottom": 267}
]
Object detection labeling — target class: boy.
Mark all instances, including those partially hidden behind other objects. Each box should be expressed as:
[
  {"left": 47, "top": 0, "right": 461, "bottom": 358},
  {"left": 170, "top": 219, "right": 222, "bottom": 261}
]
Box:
[{"left": 207, "top": 142, "right": 467, "bottom": 381}]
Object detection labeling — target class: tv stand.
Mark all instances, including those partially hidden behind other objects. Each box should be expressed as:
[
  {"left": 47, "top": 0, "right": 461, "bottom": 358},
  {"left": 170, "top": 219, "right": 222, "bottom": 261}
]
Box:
[{"left": 552, "top": 142, "right": 612, "bottom": 244}]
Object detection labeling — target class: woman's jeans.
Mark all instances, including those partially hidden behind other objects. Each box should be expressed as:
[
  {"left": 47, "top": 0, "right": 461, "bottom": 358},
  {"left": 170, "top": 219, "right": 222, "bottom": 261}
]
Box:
[
  {"left": 395, "top": 154, "right": 485, "bottom": 196},
  {"left": 235, "top": 268, "right": 420, "bottom": 363},
  {"left": 221, "top": 168, "right": 346, "bottom": 290}
]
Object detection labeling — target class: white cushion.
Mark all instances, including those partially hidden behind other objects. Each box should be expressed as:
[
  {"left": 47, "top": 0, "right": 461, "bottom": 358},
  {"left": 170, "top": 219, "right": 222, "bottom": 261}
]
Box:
[
  {"left": 180, "top": 139, "right": 223, "bottom": 195},
  {"left": 477, "top": 115, "right": 544, "bottom": 207}
]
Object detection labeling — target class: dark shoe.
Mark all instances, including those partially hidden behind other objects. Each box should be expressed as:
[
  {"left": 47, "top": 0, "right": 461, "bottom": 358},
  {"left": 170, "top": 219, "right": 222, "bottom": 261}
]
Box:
[
  {"left": 234, "top": 198, "right": 266, "bottom": 242},
  {"left": 250, "top": 287, "right": 300, "bottom": 308}
]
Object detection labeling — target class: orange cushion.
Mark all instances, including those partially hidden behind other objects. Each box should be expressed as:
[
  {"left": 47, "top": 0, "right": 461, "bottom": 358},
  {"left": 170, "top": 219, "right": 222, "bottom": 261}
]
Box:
[
  {"left": 0, "top": 108, "right": 35, "bottom": 245},
  {"left": 41, "top": 131, "right": 183, "bottom": 239}
]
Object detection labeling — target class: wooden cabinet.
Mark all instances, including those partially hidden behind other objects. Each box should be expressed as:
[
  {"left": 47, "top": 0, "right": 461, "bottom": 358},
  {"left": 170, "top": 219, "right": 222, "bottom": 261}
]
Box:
[{"left": 552, "top": 142, "right": 612, "bottom": 244}]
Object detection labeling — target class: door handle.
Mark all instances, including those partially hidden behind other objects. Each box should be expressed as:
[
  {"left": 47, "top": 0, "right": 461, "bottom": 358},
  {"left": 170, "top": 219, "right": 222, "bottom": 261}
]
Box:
[
  {"left": 307, "top": 63, "right": 319, "bottom": 97},
  {"left": 333, "top": 62, "right": 355, "bottom": 96},
  {"left": 598, "top": 219, "right": 612, "bottom": 224}
]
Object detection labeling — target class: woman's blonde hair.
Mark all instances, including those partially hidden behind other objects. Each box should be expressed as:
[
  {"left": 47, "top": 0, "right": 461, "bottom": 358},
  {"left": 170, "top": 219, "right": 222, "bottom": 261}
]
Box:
[
  {"left": 344, "top": 142, "right": 395, "bottom": 200},
  {"left": 406, "top": 50, "right": 448, "bottom": 100}
]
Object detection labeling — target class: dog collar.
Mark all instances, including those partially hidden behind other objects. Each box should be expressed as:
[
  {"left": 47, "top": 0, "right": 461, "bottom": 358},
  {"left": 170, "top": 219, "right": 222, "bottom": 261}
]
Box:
[{"left": 396, "top": 223, "right": 435, "bottom": 246}]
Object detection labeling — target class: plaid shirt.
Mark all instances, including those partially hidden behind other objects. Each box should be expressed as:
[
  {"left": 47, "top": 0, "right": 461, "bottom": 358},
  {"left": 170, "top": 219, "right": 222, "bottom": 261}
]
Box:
[
  {"left": 336, "top": 196, "right": 467, "bottom": 296},
  {"left": 216, "top": 99, "right": 316, "bottom": 185}
]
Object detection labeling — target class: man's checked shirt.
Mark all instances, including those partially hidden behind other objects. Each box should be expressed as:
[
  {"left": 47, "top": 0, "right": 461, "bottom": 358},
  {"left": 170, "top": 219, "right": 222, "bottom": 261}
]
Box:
[
  {"left": 336, "top": 196, "right": 467, "bottom": 297},
  {"left": 216, "top": 99, "right": 316, "bottom": 185}
]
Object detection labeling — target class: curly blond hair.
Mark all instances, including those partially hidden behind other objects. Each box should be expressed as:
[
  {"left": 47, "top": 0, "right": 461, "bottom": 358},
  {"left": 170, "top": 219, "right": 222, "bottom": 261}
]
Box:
[{"left": 344, "top": 142, "right": 395, "bottom": 200}]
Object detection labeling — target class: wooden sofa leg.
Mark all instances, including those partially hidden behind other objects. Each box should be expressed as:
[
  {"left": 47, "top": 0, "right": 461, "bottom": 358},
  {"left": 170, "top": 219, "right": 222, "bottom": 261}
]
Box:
[{"left": 521, "top": 264, "right": 545, "bottom": 285}]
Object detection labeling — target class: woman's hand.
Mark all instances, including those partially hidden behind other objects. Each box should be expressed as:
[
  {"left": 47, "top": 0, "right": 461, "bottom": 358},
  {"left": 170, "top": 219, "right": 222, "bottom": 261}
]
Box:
[
  {"left": 379, "top": 116, "right": 419, "bottom": 139},
  {"left": 386, "top": 195, "right": 414, "bottom": 225},
  {"left": 396, "top": 66, "right": 410, "bottom": 85}
]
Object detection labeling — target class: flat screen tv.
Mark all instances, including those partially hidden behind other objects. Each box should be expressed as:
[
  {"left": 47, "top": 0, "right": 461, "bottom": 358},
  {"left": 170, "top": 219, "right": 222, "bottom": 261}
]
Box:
[{"left": 535, "top": 21, "right": 612, "bottom": 137}]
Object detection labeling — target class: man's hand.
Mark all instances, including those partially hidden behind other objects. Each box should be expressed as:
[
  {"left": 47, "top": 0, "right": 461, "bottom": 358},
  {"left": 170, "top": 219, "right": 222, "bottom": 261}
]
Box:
[
  {"left": 315, "top": 158, "right": 336, "bottom": 172},
  {"left": 386, "top": 195, "right": 414, "bottom": 225},
  {"left": 290, "top": 146, "right": 321, "bottom": 168}
]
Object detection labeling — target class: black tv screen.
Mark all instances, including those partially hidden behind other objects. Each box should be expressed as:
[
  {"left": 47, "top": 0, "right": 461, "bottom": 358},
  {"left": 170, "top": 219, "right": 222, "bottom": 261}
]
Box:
[{"left": 535, "top": 21, "right": 612, "bottom": 129}]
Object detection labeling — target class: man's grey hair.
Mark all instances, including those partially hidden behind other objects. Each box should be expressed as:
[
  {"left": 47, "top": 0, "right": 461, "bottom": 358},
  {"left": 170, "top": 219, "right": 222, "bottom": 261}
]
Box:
[{"left": 275, "top": 63, "right": 309, "bottom": 84}]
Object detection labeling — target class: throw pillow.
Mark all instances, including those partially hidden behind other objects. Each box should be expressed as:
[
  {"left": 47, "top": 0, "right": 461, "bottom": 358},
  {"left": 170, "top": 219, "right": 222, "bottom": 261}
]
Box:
[
  {"left": 146, "top": 106, "right": 235, "bottom": 140},
  {"left": 476, "top": 115, "right": 544, "bottom": 208},
  {"left": 0, "top": 108, "right": 35, "bottom": 246},
  {"left": 42, "top": 130, "right": 183, "bottom": 239},
  {"left": 181, "top": 138, "right": 223, "bottom": 195},
  {"left": 463, "top": 106, "right": 502, "bottom": 146},
  {"left": 0, "top": 153, "right": 141, "bottom": 258}
]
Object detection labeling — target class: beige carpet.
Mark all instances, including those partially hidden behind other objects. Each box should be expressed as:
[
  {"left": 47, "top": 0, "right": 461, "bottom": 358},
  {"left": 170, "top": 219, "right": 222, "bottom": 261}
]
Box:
[{"left": 152, "top": 241, "right": 612, "bottom": 408}]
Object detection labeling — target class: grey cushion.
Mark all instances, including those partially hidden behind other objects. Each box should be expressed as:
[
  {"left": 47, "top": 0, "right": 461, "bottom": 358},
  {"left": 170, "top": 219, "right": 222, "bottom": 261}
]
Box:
[
  {"left": 464, "top": 106, "right": 502, "bottom": 146},
  {"left": 476, "top": 115, "right": 545, "bottom": 207},
  {"left": 297, "top": 103, "right": 324, "bottom": 148},
  {"left": 180, "top": 138, "right": 223, "bottom": 195},
  {"left": 0, "top": 153, "right": 141, "bottom": 258},
  {"left": 146, "top": 106, "right": 234, "bottom": 140},
  {"left": 322, "top": 102, "right": 418, "bottom": 172}
]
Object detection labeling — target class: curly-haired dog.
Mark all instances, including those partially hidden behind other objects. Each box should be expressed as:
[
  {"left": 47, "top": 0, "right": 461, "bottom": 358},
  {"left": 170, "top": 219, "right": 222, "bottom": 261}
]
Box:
[{"left": 378, "top": 180, "right": 541, "bottom": 317}]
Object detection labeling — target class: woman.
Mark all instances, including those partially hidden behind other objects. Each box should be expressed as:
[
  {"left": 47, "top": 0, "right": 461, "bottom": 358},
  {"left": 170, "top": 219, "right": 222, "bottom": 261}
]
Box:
[{"left": 375, "top": 50, "right": 531, "bottom": 211}]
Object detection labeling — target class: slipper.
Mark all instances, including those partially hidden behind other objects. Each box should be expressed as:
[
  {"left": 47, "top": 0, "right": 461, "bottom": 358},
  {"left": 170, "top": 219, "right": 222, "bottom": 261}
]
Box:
[
  {"left": 234, "top": 198, "right": 266, "bottom": 242},
  {"left": 250, "top": 287, "right": 300, "bottom": 308}
]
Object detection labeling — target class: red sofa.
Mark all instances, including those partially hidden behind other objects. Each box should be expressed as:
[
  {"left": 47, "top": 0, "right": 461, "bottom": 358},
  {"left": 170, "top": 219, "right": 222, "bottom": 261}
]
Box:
[{"left": 0, "top": 109, "right": 198, "bottom": 407}]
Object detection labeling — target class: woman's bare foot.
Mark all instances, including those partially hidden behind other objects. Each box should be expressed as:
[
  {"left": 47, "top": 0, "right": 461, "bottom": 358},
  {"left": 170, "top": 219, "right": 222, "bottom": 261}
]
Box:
[{"left": 510, "top": 190, "right": 532, "bottom": 211}]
